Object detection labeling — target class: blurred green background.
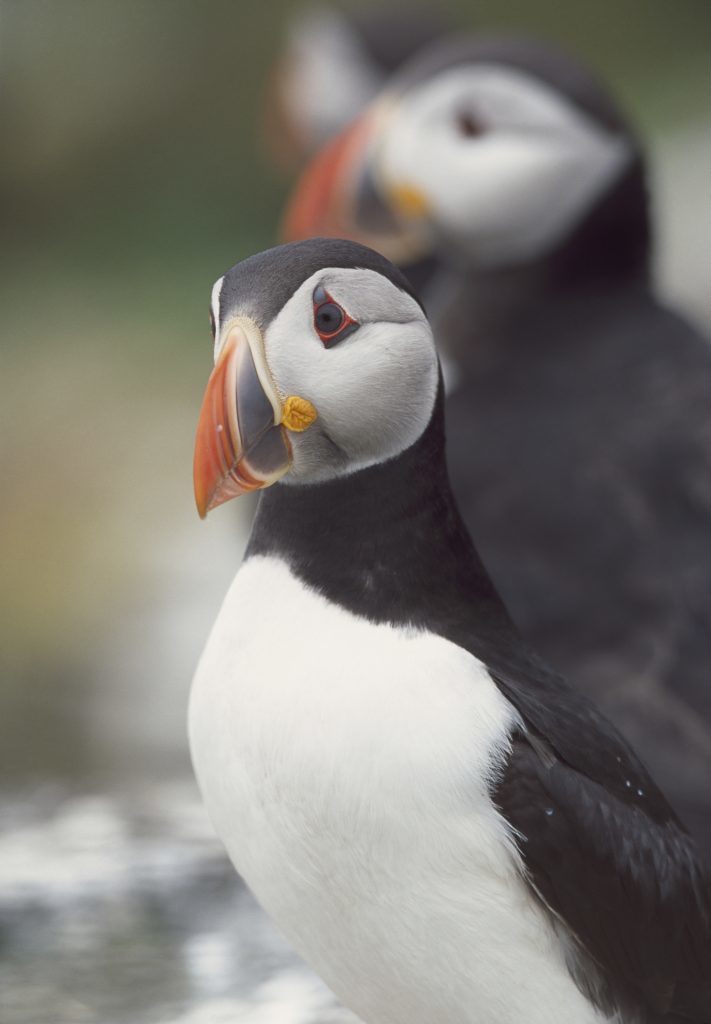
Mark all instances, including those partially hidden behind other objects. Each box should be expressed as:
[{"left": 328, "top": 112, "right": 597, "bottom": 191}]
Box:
[
  {"left": 2, "top": 0, "right": 711, "bottom": 789},
  {"left": 1, "top": 3, "right": 710, "bottom": 1022}
]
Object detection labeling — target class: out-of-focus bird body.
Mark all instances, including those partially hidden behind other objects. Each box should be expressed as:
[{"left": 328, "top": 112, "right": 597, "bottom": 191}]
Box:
[
  {"left": 282, "top": 37, "right": 711, "bottom": 855},
  {"left": 445, "top": 277, "right": 711, "bottom": 849}
]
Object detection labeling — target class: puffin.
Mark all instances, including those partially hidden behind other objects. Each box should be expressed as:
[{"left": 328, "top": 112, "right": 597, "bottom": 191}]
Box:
[
  {"left": 282, "top": 36, "right": 711, "bottom": 855},
  {"left": 190, "top": 237, "right": 711, "bottom": 1024}
]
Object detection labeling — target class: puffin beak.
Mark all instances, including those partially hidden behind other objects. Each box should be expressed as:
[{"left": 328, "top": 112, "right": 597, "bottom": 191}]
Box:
[
  {"left": 282, "top": 97, "right": 429, "bottom": 264},
  {"left": 282, "top": 109, "right": 377, "bottom": 242},
  {"left": 193, "top": 319, "right": 317, "bottom": 518}
]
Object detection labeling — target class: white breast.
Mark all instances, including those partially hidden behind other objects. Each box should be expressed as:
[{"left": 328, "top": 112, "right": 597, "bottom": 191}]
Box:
[{"left": 189, "top": 555, "right": 605, "bottom": 1024}]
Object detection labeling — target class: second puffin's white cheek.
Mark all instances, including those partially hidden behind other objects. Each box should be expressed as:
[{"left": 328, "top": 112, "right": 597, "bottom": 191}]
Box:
[
  {"left": 376, "top": 109, "right": 450, "bottom": 220},
  {"left": 435, "top": 137, "right": 581, "bottom": 239},
  {"left": 382, "top": 125, "right": 631, "bottom": 266},
  {"left": 451, "top": 133, "right": 628, "bottom": 262}
]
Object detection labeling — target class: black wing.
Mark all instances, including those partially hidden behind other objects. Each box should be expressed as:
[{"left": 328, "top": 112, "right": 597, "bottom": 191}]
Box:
[
  {"left": 491, "top": 659, "right": 711, "bottom": 1022},
  {"left": 446, "top": 294, "right": 711, "bottom": 854}
]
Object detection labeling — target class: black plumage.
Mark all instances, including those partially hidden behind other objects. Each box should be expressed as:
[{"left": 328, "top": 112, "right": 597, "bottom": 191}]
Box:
[{"left": 443, "top": 249, "right": 711, "bottom": 858}]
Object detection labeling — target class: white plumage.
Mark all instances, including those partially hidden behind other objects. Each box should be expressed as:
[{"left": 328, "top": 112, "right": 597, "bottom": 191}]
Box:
[{"left": 190, "top": 555, "right": 609, "bottom": 1024}]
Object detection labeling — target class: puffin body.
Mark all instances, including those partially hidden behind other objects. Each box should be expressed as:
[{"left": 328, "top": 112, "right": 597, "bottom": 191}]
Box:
[
  {"left": 190, "top": 239, "right": 711, "bottom": 1024},
  {"left": 191, "top": 558, "right": 602, "bottom": 1024},
  {"left": 446, "top": 283, "right": 711, "bottom": 730},
  {"left": 283, "top": 37, "right": 711, "bottom": 854}
]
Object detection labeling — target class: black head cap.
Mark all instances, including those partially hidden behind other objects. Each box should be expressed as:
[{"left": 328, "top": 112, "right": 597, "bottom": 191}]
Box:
[{"left": 218, "top": 237, "right": 424, "bottom": 329}]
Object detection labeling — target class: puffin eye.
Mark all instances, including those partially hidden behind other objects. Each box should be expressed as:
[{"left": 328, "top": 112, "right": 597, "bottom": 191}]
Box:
[
  {"left": 312, "top": 286, "right": 359, "bottom": 348},
  {"left": 456, "top": 110, "right": 484, "bottom": 138},
  {"left": 316, "top": 302, "right": 344, "bottom": 334},
  {"left": 209, "top": 310, "right": 216, "bottom": 338}
]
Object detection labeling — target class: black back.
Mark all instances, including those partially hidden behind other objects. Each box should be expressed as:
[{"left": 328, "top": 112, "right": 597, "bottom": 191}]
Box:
[{"left": 444, "top": 273, "right": 711, "bottom": 858}]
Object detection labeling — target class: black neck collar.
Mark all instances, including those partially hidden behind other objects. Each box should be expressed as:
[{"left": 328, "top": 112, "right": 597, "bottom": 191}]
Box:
[
  {"left": 247, "top": 388, "right": 521, "bottom": 667},
  {"left": 547, "top": 155, "right": 651, "bottom": 288}
]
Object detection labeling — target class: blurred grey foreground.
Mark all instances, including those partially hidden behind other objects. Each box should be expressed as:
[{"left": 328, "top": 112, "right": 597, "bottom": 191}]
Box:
[{"left": 0, "top": 784, "right": 357, "bottom": 1024}]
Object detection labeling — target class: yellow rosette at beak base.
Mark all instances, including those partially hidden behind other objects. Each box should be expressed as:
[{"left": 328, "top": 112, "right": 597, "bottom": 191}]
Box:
[{"left": 282, "top": 395, "right": 318, "bottom": 432}]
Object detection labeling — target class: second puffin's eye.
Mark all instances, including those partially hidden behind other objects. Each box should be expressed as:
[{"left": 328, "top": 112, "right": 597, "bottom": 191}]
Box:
[
  {"left": 456, "top": 110, "right": 484, "bottom": 138},
  {"left": 312, "top": 286, "right": 359, "bottom": 347}
]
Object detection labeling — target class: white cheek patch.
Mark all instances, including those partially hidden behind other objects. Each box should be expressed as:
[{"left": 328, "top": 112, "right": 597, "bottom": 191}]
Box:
[
  {"left": 443, "top": 130, "right": 630, "bottom": 263},
  {"left": 211, "top": 275, "right": 225, "bottom": 361},
  {"left": 378, "top": 64, "right": 634, "bottom": 266},
  {"left": 263, "top": 267, "right": 438, "bottom": 483},
  {"left": 312, "top": 318, "right": 438, "bottom": 459}
]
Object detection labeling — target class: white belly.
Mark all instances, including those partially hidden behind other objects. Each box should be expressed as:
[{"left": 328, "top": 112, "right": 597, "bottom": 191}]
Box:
[{"left": 189, "top": 555, "right": 605, "bottom": 1024}]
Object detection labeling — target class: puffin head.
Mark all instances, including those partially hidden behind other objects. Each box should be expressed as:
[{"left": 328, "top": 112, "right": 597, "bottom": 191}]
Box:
[
  {"left": 193, "top": 238, "right": 437, "bottom": 517},
  {"left": 284, "top": 35, "right": 648, "bottom": 273}
]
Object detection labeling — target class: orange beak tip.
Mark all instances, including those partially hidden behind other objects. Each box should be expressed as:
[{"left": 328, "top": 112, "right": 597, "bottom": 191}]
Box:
[{"left": 192, "top": 322, "right": 294, "bottom": 516}]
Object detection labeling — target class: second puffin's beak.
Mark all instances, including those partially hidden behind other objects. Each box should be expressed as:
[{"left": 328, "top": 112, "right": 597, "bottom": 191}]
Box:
[
  {"left": 282, "top": 109, "right": 376, "bottom": 242},
  {"left": 193, "top": 319, "right": 317, "bottom": 518},
  {"left": 282, "top": 98, "right": 429, "bottom": 264}
]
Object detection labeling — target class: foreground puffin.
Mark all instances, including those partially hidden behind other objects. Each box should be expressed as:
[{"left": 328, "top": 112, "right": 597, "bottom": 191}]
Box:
[
  {"left": 190, "top": 238, "right": 711, "bottom": 1024},
  {"left": 283, "top": 36, "right": 711, "bottom": 853}
]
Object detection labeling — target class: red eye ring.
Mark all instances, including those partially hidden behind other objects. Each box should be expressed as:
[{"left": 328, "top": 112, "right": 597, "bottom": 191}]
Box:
[{"left": 312, "top": 286, "right": 359, "bottom": 347}]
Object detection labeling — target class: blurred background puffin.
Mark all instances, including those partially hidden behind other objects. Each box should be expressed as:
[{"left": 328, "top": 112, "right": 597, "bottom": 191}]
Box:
[{"left": 283, "top": 34, "right": 711, "bottom": 857}]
